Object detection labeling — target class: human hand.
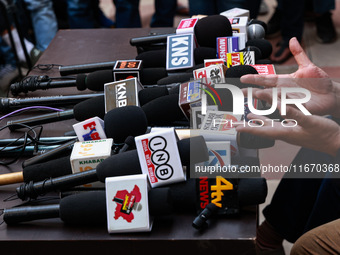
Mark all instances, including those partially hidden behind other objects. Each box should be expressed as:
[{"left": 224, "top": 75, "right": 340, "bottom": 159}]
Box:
[
  {"left": 99, "top": 0, "right": 115, "bottom": 22},
  {"left": 241, "top": 37, "right": 340, "bottom": 118},
  {"left": 236, "top": 105, "right": 340, "bottom": 157}
]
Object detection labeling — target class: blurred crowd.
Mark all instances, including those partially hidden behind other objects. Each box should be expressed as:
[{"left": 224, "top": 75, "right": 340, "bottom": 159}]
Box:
[{"left": 0, "top": 0, "right": 337, "bottom": 96}]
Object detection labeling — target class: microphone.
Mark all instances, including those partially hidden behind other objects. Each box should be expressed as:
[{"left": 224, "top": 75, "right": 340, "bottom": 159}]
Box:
[
  {"left": 11, "top": 68, "right": 169, "bottom": 96},
  {"left": 194, "top": 15, "right": 233, "bottom": 48},
  {"left": 7, "top": 95, "right": 106, "bottom": 130},
  {"left": 247, "top": 24, "right": 266, "bottom": 40},
  {"left": 193, "top": 47, "right": 217, "bottom": 65},
  {"left": 246, "top": 39, "right": 273, "bottom": 59},
  {"left": 136, "top": 49, "right": 166, "bottom": 68},
  {"left": 142, "top": 94, "right": 187, "bottom": 126},
  {"left": 0, "top": 93, "right": 103, "bottom": 113},
  {"left": 0, "top": 155, "right": 73, "bottom": 186},
  {"left": 0, "top": 106, "right": 149, "bottom": 186},
  {"left": 192, "top": 203, "right": 218, "bottom": 230},
  {"left": 59, "top": 61, "right": 116, "bottom": 76},
  {"left": 3, "top": 188, "right": 173, "bottom": 225},
  {"left": 15, "top": 136, "right": 207, "bottom": 200}
]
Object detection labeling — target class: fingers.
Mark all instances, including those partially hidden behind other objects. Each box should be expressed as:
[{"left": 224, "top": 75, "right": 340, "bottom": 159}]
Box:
[
  {"left": 240, "top": 74, "right": 278, "bottom": 87},
  {"left": 289, "top": 37, "right": 313, "bottom": 68}
]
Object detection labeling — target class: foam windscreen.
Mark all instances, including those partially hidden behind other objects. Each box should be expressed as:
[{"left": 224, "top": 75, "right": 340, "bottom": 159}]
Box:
[
  {"left": 104, "top": 105, "right": 148, "bottom": 143},
  {"left": 138, "top": 87, "right": 169, "bottom": 106},
  {"left": 60, "top": 191, "right": 107, "bottom": 225},
  {"left": 136, "top": 49, "right": 166, "bottom": 68},
  {"left": 75, "top": 73, "right": 87, "bottom": 91},
  {"left": 194, "top": 47, "right": 217, "bottom": 64},
  {"left": 23, "top": 155, "right": 72, "bottom": 183},
  {"left": 194, "top": 15, "right": 232, "bottom": 48},
  {"left": 140, "top": 67, "right": 168, "bottom": 85},
  {"left": 86, "top": 70, "right": 113, "bottom": 91},
  {"left": 246, "top": 39, "right": 273, "bottom": 59},
  {"left": 73, "top": 95, "right": 105, "bottom": 121},
  {"left": 142, "top": 94, "right": 185, "bottom": 125},
  {"left": 96, "top": 150, "right": 142, "bottom": 182}
]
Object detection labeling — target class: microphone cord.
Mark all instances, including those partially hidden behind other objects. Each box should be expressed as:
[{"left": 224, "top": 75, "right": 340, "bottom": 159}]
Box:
[{"left": 0, "top": 123, "right": 73, "bottom": 166}]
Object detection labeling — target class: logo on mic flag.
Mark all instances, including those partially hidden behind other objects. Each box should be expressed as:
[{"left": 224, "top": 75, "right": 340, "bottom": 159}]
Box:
[{"left": 112, "top": 185, "right": 142, "bottom": 223}]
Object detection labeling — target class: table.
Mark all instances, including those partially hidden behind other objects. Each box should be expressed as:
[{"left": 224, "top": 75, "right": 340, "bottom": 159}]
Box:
[{"left": 0, "top": 28, "right": 257, "bottom": 255}]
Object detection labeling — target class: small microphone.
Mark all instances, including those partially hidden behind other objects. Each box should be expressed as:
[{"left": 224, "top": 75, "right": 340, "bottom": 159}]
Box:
[
  {"left": 192, "top": 203, "right": 219, "bottom": 230},
  {"left": 0, "top": 93, "right": 103, "bottom": 113},
  {"left": 59, "top": 61, "right": 116, "bottom": 76}
]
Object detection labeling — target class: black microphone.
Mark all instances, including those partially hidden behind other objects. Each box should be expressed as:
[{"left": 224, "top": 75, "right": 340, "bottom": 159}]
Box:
[
  {"left": 59, "top": 61, "right": 116, "bottom": 76},
  {"left": 4, "top": 189, "right": 173, "bottom": 225},
  {"left": 15, "top": 136, "right": 208, "bottom": 200},
  {"left": 142, "top": 94, "right": 187, "bottom": 126},
  {"left": 0, "top": 93, "right": 103, "bottom": 113},
  {"left": 194, "top": 15, "right": 233, "bottom": 48},
  {"left": 6, "top": 95, "right": 105, "bottom": 130},
  {"left": 246, "top": 39, "right": 273, "bottom": 59},
  {"left": 130, "top": 33, "right": 172, "bottom": 47},
  {"left": 192, "top": 203, "right": 219, "bottom": 230}
]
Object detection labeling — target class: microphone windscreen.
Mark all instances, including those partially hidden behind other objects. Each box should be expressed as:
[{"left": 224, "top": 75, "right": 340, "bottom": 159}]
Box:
[
  {"left": 60, "top": 191, "right": 107, "bottom": 225},
  {"left": 23, "top": 156, "right": 72, "bottom": 182},
  {"left": 194, "top": 15, "right": 232, "bottom": 48},
  {"left": 239, "top": 132, "right": 275, "bottom": 149},
  {"left": 225, "top": 65, "right": 259, "bottom": 78},
  {"left": 104, "top": 105, "right": 148, "bottom": 143},
  {"left": 225, "top": 65, "right": 259, "bottom": 89},
  {"left": 237, "top": 178, "right": 268, "bottom": 206},
  {"left": 177, "top": 136, "right": 208, "bottom": 166},
  {"left": 138, "top": 87, "right": 169, "bottom": 106},
  {"left": 136, "top": 49, "right": 166, "bottom": 68},
  {"left": 86, "top": 70, "right": 113, "bottom": 91},
  {"left": 167, "top": 179, "right": 197, "bottom": 213},
  {"left": 240, "top": 46, "right": 262, "bottom": 60},
  {"left": 148, "top": 187, "right": 174, "bottom": 216},
  {"left": 140, "top": 67, "right": 168, "bottom": 85},
  {"left": 96, "top": 150, "right": 142, "bottom": 182},
  {"left": 157, "top": 73, "right": 193, "bottom": 85},
  {"left": 194, "top": 47, "right": 217, "bottom": 64},
  {"left": 73, "top": 95, "right": 105, "bottom": 121},
  {"left": 76, "top": 74, "right": 87, "bottom": 91},
  {"left": 246, "top": 39, "right": 273, "bottom": 59},
  {"left": 142, "top": 94, "right": 184, "bottom": 125}
]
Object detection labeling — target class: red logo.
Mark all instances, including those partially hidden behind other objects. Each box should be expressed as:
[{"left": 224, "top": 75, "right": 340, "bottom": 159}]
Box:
[{"left": 113, "top": 185, "right": 142, "bottom": 223}]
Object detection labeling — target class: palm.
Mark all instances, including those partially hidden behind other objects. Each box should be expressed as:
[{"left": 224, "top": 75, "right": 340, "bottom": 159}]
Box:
[{"left": 241, "top": 38, "right": 338, "bottom": 117}]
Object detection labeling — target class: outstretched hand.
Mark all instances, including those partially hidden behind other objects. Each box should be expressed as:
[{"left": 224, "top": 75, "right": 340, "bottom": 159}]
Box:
[
  {"left": 236, "top": 105, "right": 340, "bottom": 157},
  {"left": 241, "top": 37, "right": 340, "bottom": 118}
]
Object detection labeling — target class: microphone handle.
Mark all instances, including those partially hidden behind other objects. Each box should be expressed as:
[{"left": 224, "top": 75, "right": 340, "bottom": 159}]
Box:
[
  {"left": 22, "top": 139, "right": 76, "bottom": 168},
  {"left": 0, "top": 93, "right": 104, "bottom": 112},
  {"left": 59, "top": 61, "right": 116, "bottom": 76},
  {"left": 1, "top": 145, "right": 60, "bottom": 157},
  {"left": 4, "top": 204, "right": 60, "bottom": 225},
  {"left": 7, "top": 109, "right": 75, "bottom": 131},
  {"left": 130, "top": 34, "right": 171, "bottom": 46},
  {"left": 0, "top": 136, "right": 76, "bottom": 146},
  {"left": 10, "top": 80, "right": 77, "bottom": 95},
  {"left": 16, "top": 169, "right": 98, "bottom": 200}
]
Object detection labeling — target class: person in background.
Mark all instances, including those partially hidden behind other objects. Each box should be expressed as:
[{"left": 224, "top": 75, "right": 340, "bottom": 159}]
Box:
[
  {"left": 188, "top": 0, "right": 262, "bottom": 19},
  {"left": 266, "top": 0, "right": 336, "bottom": 63},
  {"left": 237, "top": 37, "right": 340, "bottom": 254}
]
